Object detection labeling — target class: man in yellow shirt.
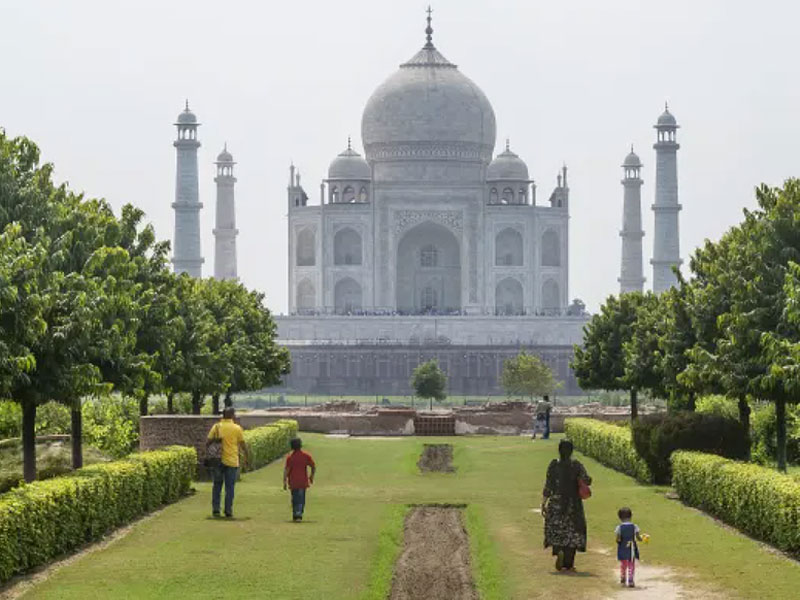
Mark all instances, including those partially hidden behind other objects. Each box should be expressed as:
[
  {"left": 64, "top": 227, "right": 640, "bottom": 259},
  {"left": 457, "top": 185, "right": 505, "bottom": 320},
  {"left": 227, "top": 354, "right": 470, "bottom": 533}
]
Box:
[{"left": 206, "top": 407, "right": 248, "bottom": 517}]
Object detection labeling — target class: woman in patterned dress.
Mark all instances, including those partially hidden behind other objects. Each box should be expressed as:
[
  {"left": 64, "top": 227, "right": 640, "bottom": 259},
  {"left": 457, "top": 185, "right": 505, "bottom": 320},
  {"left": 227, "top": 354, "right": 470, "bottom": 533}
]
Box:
[{"left": 542, "top": 439, "right": 592, "bottom": 571}]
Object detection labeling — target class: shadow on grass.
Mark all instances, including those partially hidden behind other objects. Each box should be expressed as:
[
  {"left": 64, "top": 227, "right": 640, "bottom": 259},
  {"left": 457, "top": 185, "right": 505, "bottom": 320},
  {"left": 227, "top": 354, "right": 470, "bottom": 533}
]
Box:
[
  {"left": 547, "top": 570, "right": 599, "bottom": 578},
  {"left": 203, "top": 516, "right": 253, "bottom": 522}
]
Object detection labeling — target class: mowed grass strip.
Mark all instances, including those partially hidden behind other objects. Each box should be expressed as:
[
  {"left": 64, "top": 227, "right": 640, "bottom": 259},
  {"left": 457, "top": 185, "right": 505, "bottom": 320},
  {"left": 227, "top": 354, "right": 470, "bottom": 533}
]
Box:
[{"left": 17, "top": 434, "right": 800, "bottom": 599}]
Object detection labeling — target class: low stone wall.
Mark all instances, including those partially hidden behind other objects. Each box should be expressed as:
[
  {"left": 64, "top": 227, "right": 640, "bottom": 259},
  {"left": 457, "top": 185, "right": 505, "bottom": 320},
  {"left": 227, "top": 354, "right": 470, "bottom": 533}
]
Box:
[{"left": 140, "top": 409, "right": 634, "bottom": 460}]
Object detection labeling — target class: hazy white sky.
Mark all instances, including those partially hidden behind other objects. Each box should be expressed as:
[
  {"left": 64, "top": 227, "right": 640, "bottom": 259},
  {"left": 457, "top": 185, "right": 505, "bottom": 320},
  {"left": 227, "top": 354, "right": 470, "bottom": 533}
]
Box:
[{"left": 2, "top": 0, "right": 798, "bottom": 314}]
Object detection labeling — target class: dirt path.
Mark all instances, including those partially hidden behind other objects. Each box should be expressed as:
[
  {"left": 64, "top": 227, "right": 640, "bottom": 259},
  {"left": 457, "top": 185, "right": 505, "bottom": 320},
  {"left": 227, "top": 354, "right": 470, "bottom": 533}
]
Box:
[
  {"left": 417, "top": 444, "right": 455, "bottom": 472},
  {"left": 389, "top": 506, "right": 478, "bottom": 600},
  {"left": 602, "top": 563, "right": 729, "bottom": 599}
]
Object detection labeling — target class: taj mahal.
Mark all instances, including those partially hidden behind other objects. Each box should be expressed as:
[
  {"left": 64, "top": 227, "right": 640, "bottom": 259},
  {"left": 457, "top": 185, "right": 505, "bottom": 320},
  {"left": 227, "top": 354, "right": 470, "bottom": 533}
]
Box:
[{"left": 170, "top": 12, "right": 683, "bottom": 396}]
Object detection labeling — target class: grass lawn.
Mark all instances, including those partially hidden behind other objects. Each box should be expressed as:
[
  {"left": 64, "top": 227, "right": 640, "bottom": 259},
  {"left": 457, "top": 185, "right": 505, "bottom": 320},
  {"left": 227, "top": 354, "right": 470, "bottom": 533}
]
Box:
[{"left": 18, "top": 434, "right": 800, "bottom": 599}]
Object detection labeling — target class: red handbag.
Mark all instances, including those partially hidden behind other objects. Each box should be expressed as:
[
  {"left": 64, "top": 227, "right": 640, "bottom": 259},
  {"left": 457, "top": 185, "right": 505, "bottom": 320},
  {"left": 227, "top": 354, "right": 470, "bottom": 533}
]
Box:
[{"left": 578, "top": 477, "right": 592, "bottom": 500}]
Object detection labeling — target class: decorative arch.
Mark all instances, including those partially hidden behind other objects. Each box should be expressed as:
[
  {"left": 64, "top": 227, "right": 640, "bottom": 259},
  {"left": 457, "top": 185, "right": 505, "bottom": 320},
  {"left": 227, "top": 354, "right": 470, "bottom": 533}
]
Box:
[
  {"left": 334, "top": 277, "right": 362, "bottom": 314},
  {"left": 541, "top": 229, "right": 560, "bottom": 267},
  {"left": 333, "top": 227, "right": 362, "bottom": 265},
  {"left": 502, "top": 187, "right": 514, "bottom": 204},
  {"left": 343, "top": 186, "right": 356, "bottom": 203},
  {"left": 296, "top": 279, "right": 315, "bottom": 311},
  {"left": 490, "top": 188, "right": 498, "bottom": 204},
  {"left": 396, "top": 221, "right": 461, "bottom": 314},
  {"left": 296, "top": 228, "right": 315, "bottom": 266},
  {"left": 542, "top": 279, "right": 560, "bottom": 310},
  {"left": 330, "top": 186, "right": 340, "bottom": 203},
  {"left": 495, "top": 277, "right": 524, "bottom": 315},
  {"left": 495, "top": 228, "right": 523, "bottom": 266},
  {"left": 359, "top": 186, "right": 368, "bottom": 202}
]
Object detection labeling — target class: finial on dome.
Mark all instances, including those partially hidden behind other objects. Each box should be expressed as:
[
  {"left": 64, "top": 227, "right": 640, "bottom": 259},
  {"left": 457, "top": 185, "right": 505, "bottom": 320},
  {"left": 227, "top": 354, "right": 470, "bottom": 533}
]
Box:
[
  {"left": 631, "top": 143, "right": 634, "bottom": 153},
  {"left": 224, "top": 141, "right": 228, "bottom": 152},
  {"left": 347, "top": 136, "right": 352, "bottom": 151},
  {"left": 185, "top": 99, "right": 189, "bottom": 111},
  {"left": 505, "top": 138, "right": 510, "bottom": 152},
  {"left": 665, "top": 101, "right": 669, "bottom": 112},
  {"left": 424, "top": 5, "right": 434, "bottom": 49}
]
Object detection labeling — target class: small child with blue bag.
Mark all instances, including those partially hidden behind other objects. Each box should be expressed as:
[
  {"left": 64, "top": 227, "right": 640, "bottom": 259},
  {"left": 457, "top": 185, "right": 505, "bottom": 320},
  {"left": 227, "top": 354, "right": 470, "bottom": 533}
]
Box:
[{"left": 615, "top": 507, "right": 645, "bottom": 587}]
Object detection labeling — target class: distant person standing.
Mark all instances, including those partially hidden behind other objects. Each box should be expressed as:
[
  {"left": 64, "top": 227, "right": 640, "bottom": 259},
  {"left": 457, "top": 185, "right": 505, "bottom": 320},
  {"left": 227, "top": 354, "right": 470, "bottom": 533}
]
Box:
[
  {"left": 284, "top": 437, "right": 316, "bottom": 522},
  {"left": 542, "top": 396, "right": 553, "bottom": 439},
  {"left": 206, "top": 407, "right": 248, "bottom": 518}
]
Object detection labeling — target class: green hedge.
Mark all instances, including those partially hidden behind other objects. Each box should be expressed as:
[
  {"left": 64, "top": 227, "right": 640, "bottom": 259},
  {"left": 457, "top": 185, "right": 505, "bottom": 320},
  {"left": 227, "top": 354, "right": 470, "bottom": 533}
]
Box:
[
  {"left": 672, "top": 451, "right": 800, "bottom": 554},
  {"left": 243, "top": 419, "right": 298, "bottom": 472},
  {"left": 564, "top": 418, "right": 652, "bottom": 483},
  {"left": 0, "top": 445, "right": 195, "bottom": 584},
  {"left": 632, "top": 412, "right": 749, "bottom": 484}
]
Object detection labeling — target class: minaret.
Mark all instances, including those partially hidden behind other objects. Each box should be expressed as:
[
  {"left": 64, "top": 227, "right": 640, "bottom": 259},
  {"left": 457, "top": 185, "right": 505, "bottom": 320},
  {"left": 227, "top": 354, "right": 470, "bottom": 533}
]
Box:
[
  {"left": 651, "top": 104, "right": 682, "bottom": 293},
  {"left": 619, "top": 147, "right": 645, "bottom": 293},
  {"left": 172, "top": 101, "right": 204, "bottom": 277},
  {"left": 213, "top": 144, "right": 238, "bottom": 281}
]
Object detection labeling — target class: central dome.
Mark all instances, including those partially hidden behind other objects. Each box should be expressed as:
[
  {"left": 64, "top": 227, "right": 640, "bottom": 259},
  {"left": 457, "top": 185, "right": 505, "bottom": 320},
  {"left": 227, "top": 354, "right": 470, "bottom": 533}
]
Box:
[{"left": 361, "top": 38, "right": 496, "bottom": 165}]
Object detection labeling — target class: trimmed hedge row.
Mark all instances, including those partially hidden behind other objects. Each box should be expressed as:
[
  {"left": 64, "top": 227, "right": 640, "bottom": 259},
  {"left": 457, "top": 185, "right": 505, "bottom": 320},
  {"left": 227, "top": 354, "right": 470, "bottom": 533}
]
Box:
[
  {"left": 0, "top": 445, "right": 195, "bottom": 584},
  {"left": 564, "top": 418, "right": 652, "bottom": 483},
  {"left": 672, "top": 451, "right": 800, "bottom": 554},
  {"left": 243, "top": 419, "right": 298, "bottom": 472}
]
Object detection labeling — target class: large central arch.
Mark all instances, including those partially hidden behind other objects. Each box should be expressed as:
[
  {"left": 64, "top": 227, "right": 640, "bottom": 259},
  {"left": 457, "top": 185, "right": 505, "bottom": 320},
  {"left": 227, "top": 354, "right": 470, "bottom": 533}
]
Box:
[{"left": 396, "top": 221, "right": 461, "bottom": 314}]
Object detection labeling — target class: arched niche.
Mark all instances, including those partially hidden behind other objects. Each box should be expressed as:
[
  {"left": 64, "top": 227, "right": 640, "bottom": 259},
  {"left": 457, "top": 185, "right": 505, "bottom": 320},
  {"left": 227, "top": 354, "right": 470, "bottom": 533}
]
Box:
[
  {"left": 296, "top": 228, "right": 315, "bottom": 266},
  {"left": 396, "top": 221, "right": 461, "bottom": 314},
  {"left": 334, "top": 227, "right": 362, "bottom": 265},
  {"left": 495, "top": 277, "right": 524, "bottom": 315},
  {"left": 334, "top": 277, "right": 362, "bottom": 314},
  {"left": 541, "top": 229, "right": 560, "bottom": 267},
  {"left": 542, "top": 279, "right": 560, "bottom": 310},
  {"left": 296, "top": 279, "right": 315, "bottom": 311},
  {"left": 495, "top": 228, "right": 523, "bottom": 266}
]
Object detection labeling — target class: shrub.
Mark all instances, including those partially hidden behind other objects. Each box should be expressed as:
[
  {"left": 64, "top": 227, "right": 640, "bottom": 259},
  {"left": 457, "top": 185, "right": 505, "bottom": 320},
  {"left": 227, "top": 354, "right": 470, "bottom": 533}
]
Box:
[
  {"left": 696, "top": 395, "right": 739, "bottom": 420},
  {"left": 751, "top": 403, "right": 800, "bottom": 466},
  {"left": 564, "top": 418, "right": 652, "bottom": 483},
  {"left": 672, "top": 451, "right": 800, "bottom": 555},
  {"left": 632, "top": 412, "right": 749, "bottom": 484},
  {"left": 82, "top": 396, "right": 140, "bottom": 458},
  {"left": 243, "top": 419, "right": 298, "bottom": 471},
  {"left": 0, "top": 445, "right": 195, "bottom": 583}
]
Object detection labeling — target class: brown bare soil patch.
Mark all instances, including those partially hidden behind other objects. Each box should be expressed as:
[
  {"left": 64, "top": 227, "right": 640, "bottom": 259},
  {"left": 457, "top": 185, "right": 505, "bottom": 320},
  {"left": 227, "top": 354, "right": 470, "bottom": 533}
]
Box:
[
  {"left": 417, "top": 444, "right": 455, "bottom": 473},
  {"left": 389, "top": 506, "right": 478, "bottom": 600}
]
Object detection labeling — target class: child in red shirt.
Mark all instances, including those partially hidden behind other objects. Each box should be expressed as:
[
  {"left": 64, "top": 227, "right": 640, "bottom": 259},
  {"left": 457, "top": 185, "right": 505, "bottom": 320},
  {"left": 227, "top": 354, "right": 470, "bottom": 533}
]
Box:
[{"left": 283, "top": 437, "right": 316, "bottom": 522}]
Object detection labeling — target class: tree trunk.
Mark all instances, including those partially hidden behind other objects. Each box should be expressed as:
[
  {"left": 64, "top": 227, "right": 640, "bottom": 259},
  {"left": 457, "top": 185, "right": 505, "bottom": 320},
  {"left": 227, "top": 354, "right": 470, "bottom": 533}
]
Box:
[
  {"left": 167, "top": 392, "right": 174, "bottom": 414},
  {"left": 191, "top": 390, "right": 202, "bottom": 415},
  {"left": 738, "top": 396, "right": 751, "bottom": 432},
  {"left": 71, "top": 404, "right": 83, "bottom": 470},
  {"left": 686, "top": 391, "right": 696, "bottom": 412},
  {"left": 22, "top": 399, "right": 37, "bottom": 483},
  {"left": 139, "top": 395, "right": 149, "bottom": 417},
  {"left": 224, "top": 390, "right": 233, "bottom": 408},
  {"left": 776, "top": 398, "right": 787, "bottom": 473},
  {"left": 630, "top": 388, "right": 639, "bottom": 421},
  {"left": 212, "top": 393, "right": 220, "bottom": 415}
]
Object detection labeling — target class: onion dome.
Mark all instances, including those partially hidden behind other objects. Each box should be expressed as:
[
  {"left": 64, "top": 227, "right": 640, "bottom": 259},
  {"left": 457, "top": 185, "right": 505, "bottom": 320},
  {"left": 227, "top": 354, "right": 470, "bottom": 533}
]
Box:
[
  {"left": 487, "top": 141, "right": 529, "bottom": 180},
  {"left": 328, "top": 139, "right": 371, "bottom": 180},
  {"left": 623, "top": 147, "right": 642, "bottom": 167},
  {"left": 361, "top": 11, "right": 496, "bottom": 165},
  {"left": 657, "top": 104, "right": 677, "bottom": 127},
  {"left": 176, "top": 100, "right": 198, "bottom": 125},
  {"left": 216, "top": 143, "right": 234, "bottom": 164}
]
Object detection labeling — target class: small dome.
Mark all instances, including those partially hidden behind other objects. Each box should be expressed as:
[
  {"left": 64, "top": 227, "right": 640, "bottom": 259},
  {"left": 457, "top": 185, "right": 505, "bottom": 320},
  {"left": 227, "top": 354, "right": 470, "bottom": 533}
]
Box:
[
  {"left": 623, "top": 148, "right": 641, "bottom": 167},
  {"left": 487, "top": 143, "right": 529, "bottom": 181},
  {"left": 657, "top": 107, "right": 677, "bottom": 127},
  {"left": 216, "top": 145, "right": 234, "bottom": 163},
  {"left": 176, "top": 101, "right": 198, "bottom": 125},
  {"left": 328, "top": 144, "right": 371, "bottom": 180}
]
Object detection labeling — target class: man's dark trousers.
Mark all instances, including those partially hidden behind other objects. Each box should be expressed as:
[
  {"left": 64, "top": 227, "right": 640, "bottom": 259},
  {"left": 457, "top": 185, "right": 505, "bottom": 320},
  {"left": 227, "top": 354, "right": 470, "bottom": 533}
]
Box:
[
  {"left": 291, "top": 488, "right": 306, "bottom": 519},
  {"left": 212, "top": 464, "right": 238, "bottom": 516}
]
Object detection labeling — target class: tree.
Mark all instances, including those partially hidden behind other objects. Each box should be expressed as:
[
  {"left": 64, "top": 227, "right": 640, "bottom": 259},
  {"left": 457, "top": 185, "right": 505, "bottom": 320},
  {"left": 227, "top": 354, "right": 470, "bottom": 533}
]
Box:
[
  {"left": 572, "top": 292, "right": 647, "bottom": 419},
  {"left": 501, "top": 352, "right": 560, "bottom": 402},
  {"left": 411, "top": 360, "right": 447, "bottom": 410},
  {"left": 623, "top": 292, "right": 666, "bottom": 405}
]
